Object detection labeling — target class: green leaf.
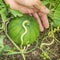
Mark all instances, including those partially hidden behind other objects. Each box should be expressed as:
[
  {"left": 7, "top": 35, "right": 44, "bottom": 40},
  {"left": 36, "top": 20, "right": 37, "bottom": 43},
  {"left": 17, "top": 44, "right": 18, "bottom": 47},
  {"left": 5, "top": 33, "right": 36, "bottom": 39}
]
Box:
[
  {"left": 54, "top": 4, "right": 60, "bottom": 20},
  {"left": 42, "top": 0, "right": 50, "bottom": 5},
  {"left": 0, "top": 35, "right": 5, "bottom": 47},
  {"left": 0, "top": 35, "right": 5, "bottom": 55},
  {"left": 9, "top": 9, "right": 23, "bottom": 17},
  {"left": 0, "top": 0, "right": 6, "bottom": 9},
  {"left": 4, "top": 45, "right": 11, "bottom": 52},
  {"left": 0, "top": 0, "right": 3, "bottom": 2},
  {"left": 0, "top": 8, "right": 7, "bottom": 22},
  {"left": 0, "top": 22, "right": 2, "bottom": 28},
  {"left": 0, "top": 0, "right": 8, "bottom": 22},
  {"left": 53, "top": 4, "right": 60, "bottom": 27}
]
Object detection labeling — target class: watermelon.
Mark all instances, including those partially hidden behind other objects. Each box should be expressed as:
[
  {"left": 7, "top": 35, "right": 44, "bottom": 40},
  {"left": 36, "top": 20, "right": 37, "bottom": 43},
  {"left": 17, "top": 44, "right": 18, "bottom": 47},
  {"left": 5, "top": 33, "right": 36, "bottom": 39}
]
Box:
[{"left": 7, "top": 15, "right": 40, "bottom": 45}]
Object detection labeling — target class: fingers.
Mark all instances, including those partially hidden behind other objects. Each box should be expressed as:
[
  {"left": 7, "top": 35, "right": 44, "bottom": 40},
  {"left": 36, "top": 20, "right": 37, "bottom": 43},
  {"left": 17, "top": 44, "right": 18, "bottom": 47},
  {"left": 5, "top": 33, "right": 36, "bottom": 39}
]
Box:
[
  {"left": 39, "top": 12, "right": 49, "bottom": 29},
  {"left": 14, "top": 4, "right": 34, "bottom": 14},
  {"left": 32, "top": 12, "right": 44, "bottom": 32},
  {"left": 39, "top": 6, "right": 49, "bottom": 14},
  {"left": 4, "top": 0, "right": 34, "bottom": 14},
  {"left": 18, "top": 6, "right": 34, "bottom": 14},
  {"left": 14, "top": 0, "right": 35, "bottom": 8},
  {"left": 33, "top": 1, "right": 49, "bottom": 14}
]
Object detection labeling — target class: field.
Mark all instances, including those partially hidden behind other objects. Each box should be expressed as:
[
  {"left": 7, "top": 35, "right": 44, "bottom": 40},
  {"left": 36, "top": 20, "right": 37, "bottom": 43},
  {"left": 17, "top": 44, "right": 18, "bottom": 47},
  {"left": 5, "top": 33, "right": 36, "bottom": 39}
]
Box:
[{"left": 0, "top": 0, "right": 60, "bottom": 60}]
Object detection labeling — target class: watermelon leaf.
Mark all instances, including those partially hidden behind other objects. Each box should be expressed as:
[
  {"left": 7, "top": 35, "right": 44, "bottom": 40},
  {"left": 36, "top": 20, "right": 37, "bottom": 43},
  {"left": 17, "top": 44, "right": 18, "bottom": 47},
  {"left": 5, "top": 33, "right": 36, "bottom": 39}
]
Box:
[
  {"left": 9, "top": 9, "right": 23, "bottom": 17},
  {"left": 0, "top": 8, "right": 7, "bottom": 22},
  {"left": 0, "top": 35, "right": 5, "bottom": 55},
  {"left": 53, "top": 4, "right": 60, "bottom": 27}
]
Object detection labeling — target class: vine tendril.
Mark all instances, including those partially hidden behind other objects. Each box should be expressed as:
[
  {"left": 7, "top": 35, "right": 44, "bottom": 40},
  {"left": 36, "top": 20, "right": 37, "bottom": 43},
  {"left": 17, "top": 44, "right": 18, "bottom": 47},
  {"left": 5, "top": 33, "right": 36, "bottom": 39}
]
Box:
[
  {"left": 40, "top": 38, "right": 54, "bottom": 48},
  {"left": 21, "top": 20, "right": 30, "bottom": 48}
]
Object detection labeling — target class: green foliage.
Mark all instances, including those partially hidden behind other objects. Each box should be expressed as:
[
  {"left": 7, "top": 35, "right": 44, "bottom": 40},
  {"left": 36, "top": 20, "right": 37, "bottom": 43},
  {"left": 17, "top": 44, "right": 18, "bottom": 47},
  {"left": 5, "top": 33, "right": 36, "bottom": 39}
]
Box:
[
  {"left": 0, "top": 8, "right": 7, "bottom": 22},
  {"left": 0, "top": 35, "right": 11, "bottom": 56},
  {"left": 40, "top": 51, "right": 50, "bottom": 60},
  {"left": 0, "top": 0, "right": 7, "bottom": 22},
  {"left": 0, "top": 22, "right": 2, "bottom": 28},
  {"left": 42, "top": 0, "right": 60, "bottom": 27},
  {"left": 53, "top": 4, "right": 60, "bottom": 27},
  {"left": 0, "top": 0, "right": 23, "bottom": 22},
  {"left": 0, "top": 35, "right": 5, "bottom": 54},
  {"left": 9, "top": 9, "right": 23, "bottom": 17}
]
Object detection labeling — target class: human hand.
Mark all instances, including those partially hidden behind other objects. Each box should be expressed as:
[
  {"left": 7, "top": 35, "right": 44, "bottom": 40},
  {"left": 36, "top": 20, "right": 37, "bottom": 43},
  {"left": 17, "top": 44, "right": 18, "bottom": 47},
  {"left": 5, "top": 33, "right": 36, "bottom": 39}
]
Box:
[{"left": 4, "top": 0, "right": 49, "bottom": 32}]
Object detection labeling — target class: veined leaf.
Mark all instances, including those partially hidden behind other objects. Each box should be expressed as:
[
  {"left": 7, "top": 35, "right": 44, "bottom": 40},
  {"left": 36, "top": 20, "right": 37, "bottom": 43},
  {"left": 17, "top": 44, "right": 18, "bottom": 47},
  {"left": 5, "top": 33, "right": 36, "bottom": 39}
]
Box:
[
  {"left": 54, "top": 4, "right": 60, "bottom": 20},
  {"left": 9, "top": 9, "right": 23, "bottom": 17},
  {"left": 42, "top": 0, "right": 50, "bottom": 5},
  {"left": 53, "top": 4, "right": 60, "bottom": 27},
  {"left": 0, "top": 8, "right": 7, "bottom": 22}
]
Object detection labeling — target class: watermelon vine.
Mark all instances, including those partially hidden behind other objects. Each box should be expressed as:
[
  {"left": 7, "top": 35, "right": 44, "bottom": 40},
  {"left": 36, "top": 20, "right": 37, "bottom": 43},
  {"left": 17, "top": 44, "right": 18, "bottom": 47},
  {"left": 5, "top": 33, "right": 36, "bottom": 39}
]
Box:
[{"left": 21, "top": 20, "right": 30, "bottom": 48}]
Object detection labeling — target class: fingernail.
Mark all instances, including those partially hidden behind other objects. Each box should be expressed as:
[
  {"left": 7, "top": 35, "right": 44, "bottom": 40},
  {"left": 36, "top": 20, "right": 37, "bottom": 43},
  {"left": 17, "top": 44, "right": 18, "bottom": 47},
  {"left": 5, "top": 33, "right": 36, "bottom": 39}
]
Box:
[
  {"left": 40, "top": 27, "right": 44, "bottom": 32},
  {"left": 45, "top": 24, "right": 49, "bottom": 29},
  {"left": 40, "top": 6, "right": 49, "bottom": 14}
]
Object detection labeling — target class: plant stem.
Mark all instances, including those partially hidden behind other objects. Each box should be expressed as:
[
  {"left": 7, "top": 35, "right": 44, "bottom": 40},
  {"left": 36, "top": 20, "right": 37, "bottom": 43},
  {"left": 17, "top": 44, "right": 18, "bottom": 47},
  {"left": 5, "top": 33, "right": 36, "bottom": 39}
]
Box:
[
  {"left": 5, "top": 31, "right": 21, "bottom": 51},
  {"left": 21, "top": 53, "right": 26, "bottom": 60}
]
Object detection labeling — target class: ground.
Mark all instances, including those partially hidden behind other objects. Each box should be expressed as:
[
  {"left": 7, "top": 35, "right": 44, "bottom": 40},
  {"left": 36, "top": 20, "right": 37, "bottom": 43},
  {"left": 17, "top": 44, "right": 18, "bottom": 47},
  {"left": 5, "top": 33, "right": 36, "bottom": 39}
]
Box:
[{"left": 0, "top": 30, "right": 60, "bottom": 60}]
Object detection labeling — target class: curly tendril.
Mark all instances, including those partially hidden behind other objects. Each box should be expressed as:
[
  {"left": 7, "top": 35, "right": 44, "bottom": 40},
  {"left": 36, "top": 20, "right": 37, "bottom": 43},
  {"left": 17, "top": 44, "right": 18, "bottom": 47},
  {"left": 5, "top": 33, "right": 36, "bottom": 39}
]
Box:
[
  {"left": 21, "top": 20, "right": 30, "bottom": 46},
  {"left": 40, "top": 39, "right": 54, "bottom": 48}
]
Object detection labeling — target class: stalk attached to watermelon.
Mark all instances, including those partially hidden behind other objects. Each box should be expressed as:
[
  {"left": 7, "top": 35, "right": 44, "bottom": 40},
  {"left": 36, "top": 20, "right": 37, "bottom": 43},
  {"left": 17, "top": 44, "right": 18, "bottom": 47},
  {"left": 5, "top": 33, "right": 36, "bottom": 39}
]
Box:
[{"left": 21, "top": 20, "right": 30, "bottom": 48}]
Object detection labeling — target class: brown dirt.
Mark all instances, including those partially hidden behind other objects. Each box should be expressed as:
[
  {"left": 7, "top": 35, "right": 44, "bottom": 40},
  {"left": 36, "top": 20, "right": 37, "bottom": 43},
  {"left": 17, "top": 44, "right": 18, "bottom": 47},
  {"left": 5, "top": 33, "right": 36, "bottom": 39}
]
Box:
[{"left": 0, "top": 31, "right": 60, "bottom": 60}]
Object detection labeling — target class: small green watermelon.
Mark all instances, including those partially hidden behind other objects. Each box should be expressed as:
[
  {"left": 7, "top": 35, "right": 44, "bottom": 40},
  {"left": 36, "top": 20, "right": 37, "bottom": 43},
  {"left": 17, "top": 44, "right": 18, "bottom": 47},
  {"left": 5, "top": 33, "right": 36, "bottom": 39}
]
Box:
[{"left": 7, "top": 15, "right": 40, "bottom": 45}]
